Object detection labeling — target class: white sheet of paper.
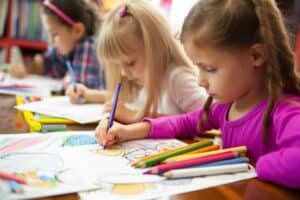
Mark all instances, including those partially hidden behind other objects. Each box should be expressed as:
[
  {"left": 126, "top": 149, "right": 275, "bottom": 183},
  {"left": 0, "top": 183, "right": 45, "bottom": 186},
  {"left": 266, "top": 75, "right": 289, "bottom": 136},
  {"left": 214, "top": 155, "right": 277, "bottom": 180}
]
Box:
[
  {"left": 0, "top": 132, "right": 257, "bottom": 200},
  {"left": 0, "top": 72, "right": 62, "bottom": 91},
  {"left": 15, "top": 96, "right": 105, "bottom": 123}
]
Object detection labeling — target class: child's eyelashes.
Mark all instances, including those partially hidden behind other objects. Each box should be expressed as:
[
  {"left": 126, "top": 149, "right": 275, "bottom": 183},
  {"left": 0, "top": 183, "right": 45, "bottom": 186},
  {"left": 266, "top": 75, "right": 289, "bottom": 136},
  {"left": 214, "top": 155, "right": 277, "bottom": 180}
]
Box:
[
  {"left": 123, "top": 61, "right": 135, "bottom": 67},
  {"left": 198, "top": 66, "right": 217, "bottom": 73},
  {"left": 205, "top": 68, "right": 217, "bottom": 73}
]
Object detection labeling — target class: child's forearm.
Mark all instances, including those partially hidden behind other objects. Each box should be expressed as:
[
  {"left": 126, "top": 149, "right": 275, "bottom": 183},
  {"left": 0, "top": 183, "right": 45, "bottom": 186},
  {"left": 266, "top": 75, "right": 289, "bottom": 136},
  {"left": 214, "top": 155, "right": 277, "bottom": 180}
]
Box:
[
  {"left": 85, "top": 90, "right": 108, "bottom": 103},
  {"left": 121, "top": 122, "right": 151, "bottom": 141},
  {"left": 26, "top": 54, "right": 44, "bottom": 74}
]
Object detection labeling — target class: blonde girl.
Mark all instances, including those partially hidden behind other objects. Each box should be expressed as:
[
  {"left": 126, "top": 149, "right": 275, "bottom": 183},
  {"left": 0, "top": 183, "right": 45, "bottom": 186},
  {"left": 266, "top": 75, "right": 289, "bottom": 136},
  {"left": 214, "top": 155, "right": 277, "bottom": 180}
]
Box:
[{"left": 96, "top": 0, "right": 207, "bottom": 123}]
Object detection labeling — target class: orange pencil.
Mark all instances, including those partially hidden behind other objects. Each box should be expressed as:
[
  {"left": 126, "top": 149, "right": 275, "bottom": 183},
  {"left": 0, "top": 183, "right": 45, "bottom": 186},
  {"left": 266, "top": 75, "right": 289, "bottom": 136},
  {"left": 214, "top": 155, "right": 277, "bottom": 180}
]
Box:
[{"left": 186, "top": 145, "right": 219, "bottom": 155}]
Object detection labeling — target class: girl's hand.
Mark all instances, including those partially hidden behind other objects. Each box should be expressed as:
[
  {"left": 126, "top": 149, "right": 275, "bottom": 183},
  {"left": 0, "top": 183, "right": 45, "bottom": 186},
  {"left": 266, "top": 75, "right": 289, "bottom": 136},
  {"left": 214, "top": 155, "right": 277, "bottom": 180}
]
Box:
[
  {"left": 8, "top": 64, "right": 27, "bottom": 78},
  {"left": 94, "top": 118, "right": 127, "bottom": 147},
  {"left": 104, "top": 100, "right": 137, "bottom": 123},
  {"left": 65, "top": 83, "right": 88, "bottom": 104}
]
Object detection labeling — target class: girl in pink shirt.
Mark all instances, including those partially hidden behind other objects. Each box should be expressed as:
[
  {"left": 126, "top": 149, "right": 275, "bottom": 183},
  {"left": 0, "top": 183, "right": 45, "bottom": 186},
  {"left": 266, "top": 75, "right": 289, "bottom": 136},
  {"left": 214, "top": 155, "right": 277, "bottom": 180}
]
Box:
[{"left": 95, "top": 0, "right": 300, "bottom": 188}]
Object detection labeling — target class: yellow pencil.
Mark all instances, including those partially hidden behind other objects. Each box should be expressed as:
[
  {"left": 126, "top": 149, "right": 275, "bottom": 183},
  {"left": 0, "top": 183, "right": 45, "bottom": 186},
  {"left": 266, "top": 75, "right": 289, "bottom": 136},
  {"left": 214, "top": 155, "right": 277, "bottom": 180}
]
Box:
[{"left": 163, "top": 146, "right": 247, "bottom": 164}]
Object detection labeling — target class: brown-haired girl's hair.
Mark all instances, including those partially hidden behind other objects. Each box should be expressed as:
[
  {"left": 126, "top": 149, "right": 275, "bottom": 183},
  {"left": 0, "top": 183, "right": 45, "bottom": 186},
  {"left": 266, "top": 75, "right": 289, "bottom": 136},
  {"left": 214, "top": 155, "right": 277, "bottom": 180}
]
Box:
[
  {"left": 42, "top": 0, "right": 100, "bottom": 35},
  {"left": 181, "top": 0, "right": 300, "bottom": 141}
]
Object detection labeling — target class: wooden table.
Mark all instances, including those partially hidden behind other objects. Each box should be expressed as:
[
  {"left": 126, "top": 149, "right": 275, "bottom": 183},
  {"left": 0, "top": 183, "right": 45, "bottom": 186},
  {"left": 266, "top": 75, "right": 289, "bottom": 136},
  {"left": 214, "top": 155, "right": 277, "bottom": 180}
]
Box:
[{"left": 1, "top": 94, "right": 299, "bottom": 200}]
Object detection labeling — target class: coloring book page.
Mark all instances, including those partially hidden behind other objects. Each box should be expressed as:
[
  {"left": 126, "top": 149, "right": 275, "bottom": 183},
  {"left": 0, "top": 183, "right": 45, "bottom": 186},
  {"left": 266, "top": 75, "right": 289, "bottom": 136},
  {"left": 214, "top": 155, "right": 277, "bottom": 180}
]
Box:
[{"left": 0, "top": 131, "right": 257, "bottom": 200}]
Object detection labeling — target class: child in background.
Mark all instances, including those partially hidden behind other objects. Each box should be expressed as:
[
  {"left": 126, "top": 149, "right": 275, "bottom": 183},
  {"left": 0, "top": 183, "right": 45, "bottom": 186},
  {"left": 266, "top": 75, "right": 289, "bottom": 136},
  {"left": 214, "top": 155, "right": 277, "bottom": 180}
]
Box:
[
  {"left": 95, "top": 0, "right": 300, "bottom": 188},
  {"left": 8, "top": 0, "right": 105, "bottom": 90},
  {"left": 68, "top": 0, "right": 207, "bottom": 123}
]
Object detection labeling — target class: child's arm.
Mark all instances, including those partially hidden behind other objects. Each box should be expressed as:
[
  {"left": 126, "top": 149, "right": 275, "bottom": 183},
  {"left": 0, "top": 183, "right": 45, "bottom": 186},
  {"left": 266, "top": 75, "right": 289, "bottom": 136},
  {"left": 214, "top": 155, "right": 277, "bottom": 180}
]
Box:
[
  {"left": 65, "top": 83, "right": 108, "bottom": 104},
  {"left": 8, "top": 54, "right": 44, "bottom": 78},
  {"left": 94, "top": 109, "right": 206, "bottom": 147},
  {"left": 94, "top": 119, "right": 150, "bottom": 146},
  {"left": 256, "top": 104, "right": 300, "bottom": 189}
]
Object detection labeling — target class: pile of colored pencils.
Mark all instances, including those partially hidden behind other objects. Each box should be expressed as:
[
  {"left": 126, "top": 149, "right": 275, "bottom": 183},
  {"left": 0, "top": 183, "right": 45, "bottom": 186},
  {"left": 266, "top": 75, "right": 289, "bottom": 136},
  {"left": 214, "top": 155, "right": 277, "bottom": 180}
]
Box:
[{"left": 131, "top": 140, "right": 250, "bottom": 179}]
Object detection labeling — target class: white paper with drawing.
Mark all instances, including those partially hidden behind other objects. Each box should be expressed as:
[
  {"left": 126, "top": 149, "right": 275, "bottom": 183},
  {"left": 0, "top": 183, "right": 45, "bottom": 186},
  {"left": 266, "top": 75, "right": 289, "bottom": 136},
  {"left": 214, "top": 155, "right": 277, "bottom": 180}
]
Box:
[
  {"left": 0, "top": 131, "right": 257, "bottom": 200},
  {"left": 15, "top": 96, "right": 105, "bottom": 123}
]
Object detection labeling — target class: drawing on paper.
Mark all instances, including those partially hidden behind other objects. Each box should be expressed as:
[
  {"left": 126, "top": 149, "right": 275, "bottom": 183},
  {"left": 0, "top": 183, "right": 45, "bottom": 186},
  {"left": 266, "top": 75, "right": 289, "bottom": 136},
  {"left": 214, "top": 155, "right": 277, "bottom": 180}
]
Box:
[
  {"left": 0, "top": 137, "right": 48, "bottom": 154},
  {"left": 112, "top": 183, "right": 156, "bottom": 195},
  {"left": 62, "top": 135, "right": 97, "bottom": 146}
]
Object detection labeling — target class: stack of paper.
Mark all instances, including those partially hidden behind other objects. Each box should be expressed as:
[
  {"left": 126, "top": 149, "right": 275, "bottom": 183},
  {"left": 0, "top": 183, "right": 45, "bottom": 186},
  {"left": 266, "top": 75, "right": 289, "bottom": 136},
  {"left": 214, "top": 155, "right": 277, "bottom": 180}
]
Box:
[{"left": 15, "top": 96, "right": 106, "bottom": 124}]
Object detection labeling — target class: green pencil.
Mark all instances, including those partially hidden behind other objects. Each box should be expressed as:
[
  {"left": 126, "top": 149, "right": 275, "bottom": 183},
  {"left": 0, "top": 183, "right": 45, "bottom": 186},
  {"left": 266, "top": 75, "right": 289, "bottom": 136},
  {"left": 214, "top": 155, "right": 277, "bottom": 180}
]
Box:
[{"left": 137, "top": 140, "right": 213, "bottom": 168}]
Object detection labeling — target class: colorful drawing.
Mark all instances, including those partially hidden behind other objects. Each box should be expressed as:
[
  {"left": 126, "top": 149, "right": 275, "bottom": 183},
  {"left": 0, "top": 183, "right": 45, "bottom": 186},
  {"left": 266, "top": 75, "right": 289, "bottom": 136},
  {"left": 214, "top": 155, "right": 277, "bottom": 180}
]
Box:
[
  {"left": 112, "top": 183, "right": 155, "bottom": 195},
  {"left": 97, "top": 145, "right": 125, "bottom": 156},
  {"left": 0, "top": 137, "right": 47, "bottom": 154},
  {"left": 63, "top": 135, "right": 97, "bottom": 146},
  {"left": 0, "top": 152, "right": 64, "bottom": 173}
]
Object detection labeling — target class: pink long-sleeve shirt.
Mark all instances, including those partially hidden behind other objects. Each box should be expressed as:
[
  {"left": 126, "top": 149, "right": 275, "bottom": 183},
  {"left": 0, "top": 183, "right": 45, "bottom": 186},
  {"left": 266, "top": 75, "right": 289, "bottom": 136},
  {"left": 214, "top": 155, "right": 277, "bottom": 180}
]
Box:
[{"left": 145, "top": 95, "right": 300, "bottom": 189}]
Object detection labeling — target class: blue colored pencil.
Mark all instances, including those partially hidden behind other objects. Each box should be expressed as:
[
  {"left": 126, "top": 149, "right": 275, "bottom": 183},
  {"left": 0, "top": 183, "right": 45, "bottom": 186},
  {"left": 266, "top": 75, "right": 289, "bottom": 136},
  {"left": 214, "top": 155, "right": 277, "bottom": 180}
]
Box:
[
  {"left": 66, "top": 61, "right": 84, "bottom": 104},
  {"left": 193, "top": 157, "right": 249, "bottom": 168},
  {"left": 66, "top": 61, "right": 76, "bottom": 90},
  {"left": 8, "top": 181, "right": 23, "bottom": 193},
  {"left": 104, "top": 83, "right": 121, "bottom": 149}
]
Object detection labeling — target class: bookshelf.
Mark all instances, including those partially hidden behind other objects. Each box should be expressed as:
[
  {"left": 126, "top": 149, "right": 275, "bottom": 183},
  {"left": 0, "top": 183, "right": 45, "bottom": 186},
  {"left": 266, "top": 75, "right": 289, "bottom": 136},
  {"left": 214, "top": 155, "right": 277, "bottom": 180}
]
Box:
[{"left": 0, "top": 0, "right": 47, "bottom": 63}]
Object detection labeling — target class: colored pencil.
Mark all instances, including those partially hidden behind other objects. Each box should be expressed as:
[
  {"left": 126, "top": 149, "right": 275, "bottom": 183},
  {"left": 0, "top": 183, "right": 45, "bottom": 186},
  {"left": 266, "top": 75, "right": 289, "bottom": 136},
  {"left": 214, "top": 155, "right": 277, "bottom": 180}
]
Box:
[
  {"left": 132, "top": 140, "right": 213, "bottom": 167},
  {"left": 66, "top": 61, "right": 84, "bottom": 104},
  {"left": 193, "top": 157, "right": 249, "bottom": 168},
  {"left": 131, "top": 147, "right": 177, "bottom": 167},
  {"left": 8, "top": 181, "right": 24, "bottom": 193},
  {"left": 0, "top": 171, "right": 26, "bottom": 184},
  {"left": 104, "top": 83, "right": 121, "bottom": 149},
  {"left": 164, "top": 146, "right": 246, "bottom": 163},
  {"left": 143, "top": 151, "right": 238, "bottom": 174},
  {"left": 186, "top": 144, "right": 219, "bottom": 155},
  {"left": 163, "top": 163, "right": 249, "bottom": 179},
  {"left": 137, "top": 140, "right": 213, "bottom": 168}
]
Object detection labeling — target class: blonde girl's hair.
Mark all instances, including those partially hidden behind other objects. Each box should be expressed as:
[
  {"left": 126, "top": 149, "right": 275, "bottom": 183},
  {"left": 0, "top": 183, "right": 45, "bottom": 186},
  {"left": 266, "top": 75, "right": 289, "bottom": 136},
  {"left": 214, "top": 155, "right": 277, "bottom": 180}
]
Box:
[
  {"left": 98, "top": 0, "right": 196, "bottom": 119},
  {"left": 181, "top": 0, "right": 300, "bottom": 142},
  {"left": 104, "top": 63, "right": 141, "bottom": 103}
]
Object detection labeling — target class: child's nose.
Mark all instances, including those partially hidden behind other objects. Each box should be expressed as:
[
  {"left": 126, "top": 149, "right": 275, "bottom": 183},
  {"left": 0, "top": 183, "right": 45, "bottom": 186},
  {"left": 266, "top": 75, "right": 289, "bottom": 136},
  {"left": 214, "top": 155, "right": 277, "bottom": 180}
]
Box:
[
  {"left": 121, "top": 68, "right": 133, "bottom": 79},
  {"left": 198, "top": 73, "right": 208, "bottom": 89}
]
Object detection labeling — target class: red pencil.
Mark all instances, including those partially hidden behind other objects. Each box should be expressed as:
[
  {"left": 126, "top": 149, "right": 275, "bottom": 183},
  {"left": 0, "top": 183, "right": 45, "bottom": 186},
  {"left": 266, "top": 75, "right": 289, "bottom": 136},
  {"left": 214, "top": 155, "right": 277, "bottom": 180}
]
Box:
[
  {"left": 143, "top": 151, "right": 238, "bottom": 175},
  {"left": 0, "top": 171, "right": 27, "bottom": 184}
]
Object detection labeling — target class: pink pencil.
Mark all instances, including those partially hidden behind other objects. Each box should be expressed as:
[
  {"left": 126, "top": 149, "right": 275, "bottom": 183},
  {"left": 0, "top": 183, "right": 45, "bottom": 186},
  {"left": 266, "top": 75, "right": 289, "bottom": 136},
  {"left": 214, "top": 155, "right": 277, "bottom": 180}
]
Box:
[
  {"left": 0, "top": 171, "right": 27, "bottom": 184},
  {"left": 143, "top": 151, "right": 238, "bottom": 175}
]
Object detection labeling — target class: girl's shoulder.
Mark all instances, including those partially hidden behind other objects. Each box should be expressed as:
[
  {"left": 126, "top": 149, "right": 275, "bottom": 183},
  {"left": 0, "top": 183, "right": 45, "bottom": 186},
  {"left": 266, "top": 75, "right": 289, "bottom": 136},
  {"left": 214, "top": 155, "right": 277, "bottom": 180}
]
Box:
[{"left": 273, "top": 94, "right": 300, "bottom": 120}]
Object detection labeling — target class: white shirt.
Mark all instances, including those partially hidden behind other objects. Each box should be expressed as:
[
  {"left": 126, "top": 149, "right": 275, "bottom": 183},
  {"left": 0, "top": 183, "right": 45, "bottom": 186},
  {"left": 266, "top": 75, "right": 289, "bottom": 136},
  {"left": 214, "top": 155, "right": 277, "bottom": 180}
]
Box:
[{"left": 128, "top": 67, "right": 208, "bottom": 115}]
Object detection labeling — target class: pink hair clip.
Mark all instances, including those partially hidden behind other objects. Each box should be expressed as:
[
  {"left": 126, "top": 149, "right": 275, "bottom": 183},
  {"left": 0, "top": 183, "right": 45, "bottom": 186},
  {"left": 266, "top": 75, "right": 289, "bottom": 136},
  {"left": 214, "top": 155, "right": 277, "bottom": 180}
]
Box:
[
  {"left": 43, "top": 0, "right": 76, "bottom": 26},
  {"left": 119, "top": 6, "right": 127, "bottom": 18}
]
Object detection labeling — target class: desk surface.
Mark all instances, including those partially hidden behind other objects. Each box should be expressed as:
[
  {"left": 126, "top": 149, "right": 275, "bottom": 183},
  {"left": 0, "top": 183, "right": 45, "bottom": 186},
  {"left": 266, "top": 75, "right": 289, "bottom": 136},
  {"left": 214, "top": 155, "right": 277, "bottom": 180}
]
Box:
[{"left": 0, "top": 94, "right": 299, "bottom": 200}]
